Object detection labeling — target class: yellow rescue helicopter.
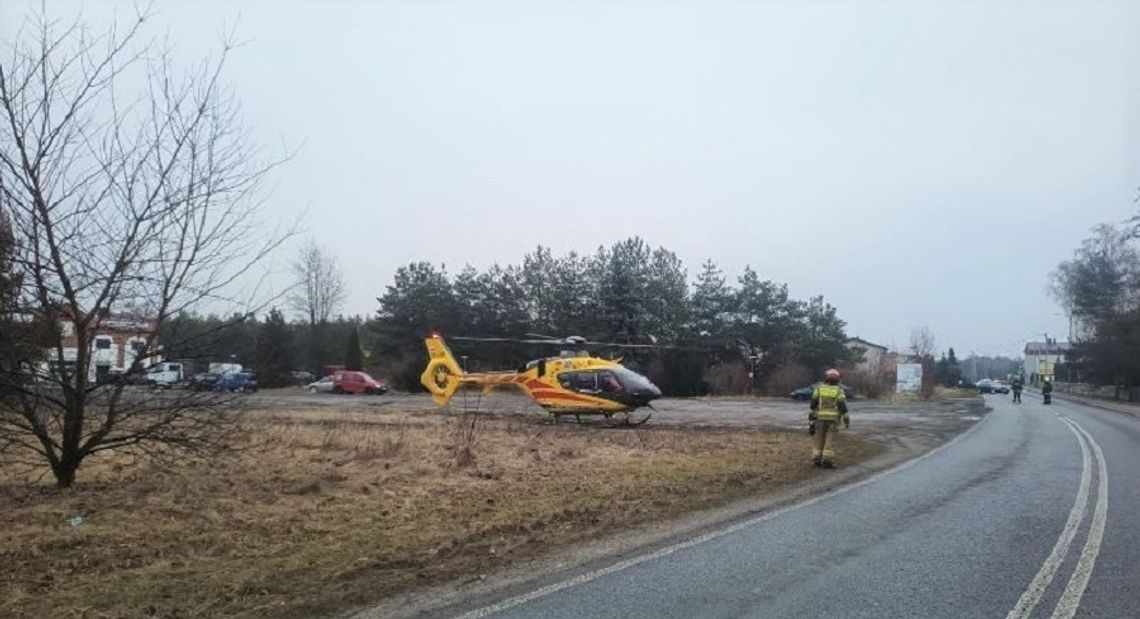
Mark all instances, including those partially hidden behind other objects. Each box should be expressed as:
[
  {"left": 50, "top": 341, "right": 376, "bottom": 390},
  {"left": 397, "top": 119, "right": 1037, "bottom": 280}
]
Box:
[{"left": 420, "top": 334, "right": 664, "bottom": 425}]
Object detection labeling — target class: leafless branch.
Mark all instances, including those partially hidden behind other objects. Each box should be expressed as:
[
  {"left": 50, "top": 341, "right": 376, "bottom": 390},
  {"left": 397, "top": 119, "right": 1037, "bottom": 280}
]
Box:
[{"left": 0, "top": 5, "right": 295, "bottom": 487}]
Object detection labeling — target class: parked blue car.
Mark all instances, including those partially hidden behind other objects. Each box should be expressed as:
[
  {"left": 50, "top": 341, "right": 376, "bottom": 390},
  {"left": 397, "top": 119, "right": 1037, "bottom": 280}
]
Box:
[{"left": 215, "top": 372, "right": 259, "bottom": 393}]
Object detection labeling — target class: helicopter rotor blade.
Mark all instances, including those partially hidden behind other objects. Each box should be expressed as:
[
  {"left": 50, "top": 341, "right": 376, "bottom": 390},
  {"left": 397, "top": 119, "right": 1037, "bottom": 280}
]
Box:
[
  {"left": 523, "top": 332, "right": 563, "bottom": 341},
  {"left": 586, "top": 341, "right": 707, "bottom": 351},
  {"left": 450, "top": 336, "right": 569, "bottom": 345},
  {"left": 447, "top": 335, "right": 708, "bottom": 352}
]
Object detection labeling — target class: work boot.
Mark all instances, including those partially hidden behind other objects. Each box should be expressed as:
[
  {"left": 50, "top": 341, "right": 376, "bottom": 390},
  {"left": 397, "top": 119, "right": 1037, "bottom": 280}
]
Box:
[{"left": 822, "top": 461, "right": 836, "bottom": 469}]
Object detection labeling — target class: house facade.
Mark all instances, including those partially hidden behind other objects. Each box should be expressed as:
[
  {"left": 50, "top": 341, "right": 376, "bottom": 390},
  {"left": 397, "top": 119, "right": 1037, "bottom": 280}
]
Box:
[
  {"left": 845, "top": 337, "right": 888, "bottom": 375},
  {"left": 1023, "top": 339, "right": 1069, "bottom": 385},
  {"left": 53, "top": 312, "right": 157, "bottom": 383}
]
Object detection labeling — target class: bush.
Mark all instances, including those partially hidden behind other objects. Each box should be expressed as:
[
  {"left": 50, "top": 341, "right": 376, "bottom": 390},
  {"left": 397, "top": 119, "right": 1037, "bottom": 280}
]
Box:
[
  {"left": 703, "top": 362, "right": 749, "bottom": 395},
  {"left": 646, "top": 350, "right": 709, "bottom": 397},
  {"left": 371, "top": 354, "right": 424, "bottom": 392},
  {"left": 844, "top": 369, "right": 886, "bottom": 399},
  {"left": 762, "top": 363, "right": 812, "bottom": 396}
]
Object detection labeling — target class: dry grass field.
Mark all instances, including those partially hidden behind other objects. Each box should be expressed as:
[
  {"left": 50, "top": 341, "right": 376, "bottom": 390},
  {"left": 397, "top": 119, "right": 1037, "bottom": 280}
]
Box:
[{"left": 0, "top": 407, "right": 882, "bottom": 618}]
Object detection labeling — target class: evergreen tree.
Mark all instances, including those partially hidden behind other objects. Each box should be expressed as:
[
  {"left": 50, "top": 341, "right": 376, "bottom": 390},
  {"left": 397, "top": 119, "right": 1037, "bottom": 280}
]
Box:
[
  {"left": 521, "top": 245, "right": 557, "bottom": 334},
  {"left": 690, "top": 259, "right": 731, "bottom": 339},
  {"left": 0, "top": 214, "right": 43, "bottom": 389},
  {"left": 0, "top": 214, "right": 16, "bottom": 309},
  {"left": 366, "top": 242, "right": 856, "bottom": 395},
  {"left": 547, "top": 251, "right": 595, "bottom": 336},
  {"left": 345, "top": 327, "right": 363, "bottom": 371},
  {"left": 935, "top": 353, "right": 949, "bottom": 385},
  {"left": 254, "top": 309, "right": 293, "bottom": 387},
  {"left": 945, "top": 347, "right": 962, "bottom": 386}
]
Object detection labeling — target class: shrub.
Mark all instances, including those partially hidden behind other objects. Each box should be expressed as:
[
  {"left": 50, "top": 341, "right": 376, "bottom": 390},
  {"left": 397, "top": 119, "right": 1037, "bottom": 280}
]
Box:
[
  {"left": 844, "top": 369, "right": 886, "bottom": 399},
  {"left": 762, "top": 363, "right": 812, "bottom": 396},
  {"left": 703, "top": 362, "right": 749, "bottom": 395}
]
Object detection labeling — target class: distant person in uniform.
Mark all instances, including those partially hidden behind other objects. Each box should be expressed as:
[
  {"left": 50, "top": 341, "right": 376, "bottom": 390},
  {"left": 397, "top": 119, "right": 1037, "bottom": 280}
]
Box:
[
  {"left": 1011, "top": 376, "right": 1024, "bottom": 403},
  {"left": 1042, "top": 377, "right": 1053, "bottom": 404},
  {"left": 809, "top": 368, "right": 849, "bottom": 468}
]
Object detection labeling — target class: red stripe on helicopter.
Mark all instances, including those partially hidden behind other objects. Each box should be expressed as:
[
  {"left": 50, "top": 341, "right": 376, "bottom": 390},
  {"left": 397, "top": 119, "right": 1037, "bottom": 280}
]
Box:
[{"left": 530, "top": 390, "right": 596, "bottom": 402}]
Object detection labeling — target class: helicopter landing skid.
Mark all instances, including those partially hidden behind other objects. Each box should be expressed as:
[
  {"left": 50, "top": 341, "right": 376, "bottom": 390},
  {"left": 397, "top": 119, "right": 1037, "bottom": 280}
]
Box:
[{"left": 548, "top": 410, "right": 652, "bottom": 427}]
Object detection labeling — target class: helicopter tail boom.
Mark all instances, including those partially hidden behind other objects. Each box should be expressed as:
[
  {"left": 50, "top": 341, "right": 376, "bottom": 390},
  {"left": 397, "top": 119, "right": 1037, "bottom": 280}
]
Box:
[{"left": 421, "top": 335, "right": 466, "bottom": 405}]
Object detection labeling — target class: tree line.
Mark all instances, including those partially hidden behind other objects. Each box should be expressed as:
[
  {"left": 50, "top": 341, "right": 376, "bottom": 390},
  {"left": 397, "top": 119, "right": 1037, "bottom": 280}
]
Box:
[
  {"left": 371, "top": 238, "right": 856, "bottom": 395},
  {"left": 1052, "top": 221, "right": 1140, "bottom": 399},
  {"left": 151, "top": 238, "right": 858, "bottom": 398},
  {"left": 158, "top": 311, "right": 367, "bottom": 387}
]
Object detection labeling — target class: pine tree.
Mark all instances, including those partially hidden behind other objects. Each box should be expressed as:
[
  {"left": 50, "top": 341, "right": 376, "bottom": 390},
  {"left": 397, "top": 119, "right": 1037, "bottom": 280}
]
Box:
[
  {"left": 0, "top": 214, "right": 16, "bottom": 309},
  {"left": 254, "top": 309, "right": 293, "bottom": 388},
  {"left": 345, "top": 327, "right": 363, "bottom": 371},
  {"left": 691, "top": 259, "right": 730, "bottom": 339}
]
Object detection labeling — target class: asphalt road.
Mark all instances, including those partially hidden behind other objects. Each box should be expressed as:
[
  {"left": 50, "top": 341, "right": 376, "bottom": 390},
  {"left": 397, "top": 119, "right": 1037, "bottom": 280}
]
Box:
[{"left": 438, "top": 393, "right": 1137, "bottom": 619}]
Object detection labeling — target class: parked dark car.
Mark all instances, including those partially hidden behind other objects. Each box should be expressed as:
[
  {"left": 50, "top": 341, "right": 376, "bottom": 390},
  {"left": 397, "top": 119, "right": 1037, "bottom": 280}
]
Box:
[
  {"left": 790, "top": 382, "right": 855, "bottom": 401},
  {"left": 216, "top": 372, "right": 259, "bottom": 393},
  {"left": 186, "top": 372, "right": 220, "bottom": 391},
  {"left": 98, "top": 369, "right": 149, "bottom": 386},
  {"left": 976, "top": 379, "right": 994, "bottom": 394}
]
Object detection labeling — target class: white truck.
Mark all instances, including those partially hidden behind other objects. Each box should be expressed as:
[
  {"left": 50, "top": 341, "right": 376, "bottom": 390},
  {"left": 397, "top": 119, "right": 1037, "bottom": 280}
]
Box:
[
  {"left": 208, "top": 362, "right": 243, "bottom": 375},
  {"left": 147, "top": 362, "right": 185, "bottom": 388}
]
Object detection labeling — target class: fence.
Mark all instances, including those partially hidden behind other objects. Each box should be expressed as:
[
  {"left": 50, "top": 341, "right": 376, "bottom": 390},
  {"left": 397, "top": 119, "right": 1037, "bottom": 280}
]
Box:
[{"left": 1054, "top": 381, "right": 1140, "bottom": 402}]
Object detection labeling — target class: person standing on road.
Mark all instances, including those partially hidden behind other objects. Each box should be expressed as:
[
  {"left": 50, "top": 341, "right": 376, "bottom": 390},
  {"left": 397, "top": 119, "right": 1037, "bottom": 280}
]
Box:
[
  {"left": 1042, "top": 377, "right": 1053, "bottom": 404},
  {"left": 809, "top": 368, "right": 849, "bottom": 468},
  {"left": 1011, "top": 375, "right": 1024, "bottom": 403}
]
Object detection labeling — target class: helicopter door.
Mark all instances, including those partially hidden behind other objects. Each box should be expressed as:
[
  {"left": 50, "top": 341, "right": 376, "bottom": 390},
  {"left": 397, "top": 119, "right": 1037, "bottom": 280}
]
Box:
[{"left": 561, "top": 372, "right": 598, "bottom": 394}]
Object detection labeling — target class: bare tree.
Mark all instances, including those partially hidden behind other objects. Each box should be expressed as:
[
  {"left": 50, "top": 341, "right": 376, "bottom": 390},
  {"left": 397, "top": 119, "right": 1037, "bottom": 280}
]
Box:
[
  {"left": 289, "top": 240, "right": 346, "bottom": 325},
  {"left": 0, "top": 7, "right": 291, "bottom": 487},
  {"left": 908, "top": 326, "right": 936, "bottom": 358},
  {"left": 908, "top": 326, "right": 937, "bottom": 398},
  {"left": 288, "top": 240, "right": 346, "bottom": 370}
]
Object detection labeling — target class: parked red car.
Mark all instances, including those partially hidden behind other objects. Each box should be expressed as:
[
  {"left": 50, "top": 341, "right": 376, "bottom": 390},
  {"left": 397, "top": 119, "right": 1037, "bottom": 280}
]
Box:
[{"left": 331, "top": 371, "right": 388, "bottom": 395}]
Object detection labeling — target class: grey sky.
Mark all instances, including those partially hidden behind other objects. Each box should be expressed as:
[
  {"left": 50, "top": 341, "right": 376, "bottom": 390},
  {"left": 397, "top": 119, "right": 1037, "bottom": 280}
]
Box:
[{"left": 6, "top": 1, "right": 1139, "bottom": 357}]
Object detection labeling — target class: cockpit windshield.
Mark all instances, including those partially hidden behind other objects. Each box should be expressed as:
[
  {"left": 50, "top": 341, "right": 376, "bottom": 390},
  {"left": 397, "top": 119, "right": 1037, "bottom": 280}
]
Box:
[{"left": 611, "top": 367, "right": 657, "bottom": 392}]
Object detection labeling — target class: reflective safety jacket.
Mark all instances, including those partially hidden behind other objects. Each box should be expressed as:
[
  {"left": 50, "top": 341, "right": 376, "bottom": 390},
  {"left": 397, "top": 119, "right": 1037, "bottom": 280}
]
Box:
[{"left": 810, "top": 383, "right": 848, "bottom": 421}]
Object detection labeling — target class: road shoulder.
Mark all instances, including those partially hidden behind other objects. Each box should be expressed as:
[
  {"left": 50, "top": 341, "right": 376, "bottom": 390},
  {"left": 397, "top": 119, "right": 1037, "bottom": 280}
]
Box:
[{"left": 349, "top": 397, "right": 989, "bottom": 619}]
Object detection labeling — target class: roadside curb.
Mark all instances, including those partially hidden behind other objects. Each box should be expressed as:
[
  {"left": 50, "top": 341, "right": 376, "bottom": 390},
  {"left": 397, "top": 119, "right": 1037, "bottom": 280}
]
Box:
[{"left": 1050, "top": 392, "right": 1140, "bottom": 419}]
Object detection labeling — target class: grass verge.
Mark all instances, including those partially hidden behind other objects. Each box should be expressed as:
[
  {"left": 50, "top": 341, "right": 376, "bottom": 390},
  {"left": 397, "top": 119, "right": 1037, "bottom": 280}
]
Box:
[{"left": 0, "top": 408, "right": 882, "bottom": 618}]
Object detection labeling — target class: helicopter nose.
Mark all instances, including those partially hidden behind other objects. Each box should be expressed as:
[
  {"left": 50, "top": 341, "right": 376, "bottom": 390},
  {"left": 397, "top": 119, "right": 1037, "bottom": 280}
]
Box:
[{"left": 634, "top": 383, "right": 662, "bottom": 404}]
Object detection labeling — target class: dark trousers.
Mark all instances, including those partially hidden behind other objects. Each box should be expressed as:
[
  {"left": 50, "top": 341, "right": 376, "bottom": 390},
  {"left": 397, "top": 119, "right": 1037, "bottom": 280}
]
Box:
[{"left": 1012, "top": 390, "right": 1022, "bottom": 403}]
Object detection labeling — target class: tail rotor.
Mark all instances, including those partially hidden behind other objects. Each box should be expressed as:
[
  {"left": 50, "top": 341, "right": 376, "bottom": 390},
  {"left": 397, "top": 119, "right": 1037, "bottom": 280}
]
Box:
[{"left": 421, "top": 335, "right": 465, "bottom": 405}]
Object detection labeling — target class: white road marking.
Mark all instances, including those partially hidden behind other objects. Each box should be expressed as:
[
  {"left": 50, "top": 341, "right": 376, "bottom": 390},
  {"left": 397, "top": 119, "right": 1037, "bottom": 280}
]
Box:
[
  {"left": 1051, "top": 418, "right": 1109, "bottom": 619},
  {"left": 1005, "top": 418, "right": 1092, "bottom": 619},
  {"left": 451, "top": 416, "right": 990, "bottom": 619}
]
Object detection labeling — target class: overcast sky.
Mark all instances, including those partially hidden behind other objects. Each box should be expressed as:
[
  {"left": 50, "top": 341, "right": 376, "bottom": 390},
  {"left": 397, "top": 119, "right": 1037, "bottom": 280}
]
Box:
[{"left": 6, "top": 1, "right": 1139, "bottom": 357}]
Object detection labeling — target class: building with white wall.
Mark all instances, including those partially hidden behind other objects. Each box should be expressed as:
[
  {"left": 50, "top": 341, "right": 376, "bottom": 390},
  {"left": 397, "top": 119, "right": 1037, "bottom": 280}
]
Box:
[
  {"left": 845, "top": 337, "right": 888, "bottom": 375},
  {"left": 51, "top": 312, "right": 157, "bottom": 383},
  {"left": 1023, "top": 339, "right": 1069, "bottom": 385}
]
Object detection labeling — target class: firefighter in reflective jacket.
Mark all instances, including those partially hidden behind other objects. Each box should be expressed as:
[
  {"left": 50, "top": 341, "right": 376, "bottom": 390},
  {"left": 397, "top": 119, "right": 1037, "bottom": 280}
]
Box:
[{"left": 808, "top": 368, "right": 849, "bottom": 468}]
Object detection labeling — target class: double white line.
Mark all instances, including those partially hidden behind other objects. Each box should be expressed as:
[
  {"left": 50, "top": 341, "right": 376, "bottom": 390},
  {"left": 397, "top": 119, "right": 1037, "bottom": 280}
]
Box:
[{"left": 1006, "top": 416, "right": 1109, "bottom": 619}]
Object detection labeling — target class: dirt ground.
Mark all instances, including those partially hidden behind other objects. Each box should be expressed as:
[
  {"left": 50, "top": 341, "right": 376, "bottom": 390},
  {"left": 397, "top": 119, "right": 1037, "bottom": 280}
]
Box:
[{"left": 0, "top": 393, "right": 982, "bottom": 619}]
